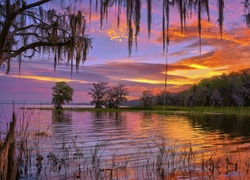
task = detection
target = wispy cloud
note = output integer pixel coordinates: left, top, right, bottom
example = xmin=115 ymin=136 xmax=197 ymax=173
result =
xmin=2 ymin=0 xmax=250 ymax=103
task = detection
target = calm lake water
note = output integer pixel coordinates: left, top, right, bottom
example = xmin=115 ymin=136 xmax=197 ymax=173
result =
xmin=1 ymin=104 xmax=250 ymax=179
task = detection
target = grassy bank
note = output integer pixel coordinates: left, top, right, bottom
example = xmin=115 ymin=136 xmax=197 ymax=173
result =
xmin=2 ymin=106 xmax=250 ymax=179
xmin=25 ymin=105 xmax=250 ymax=116
xmin=152 ymin=106 xmax=250 ymax=116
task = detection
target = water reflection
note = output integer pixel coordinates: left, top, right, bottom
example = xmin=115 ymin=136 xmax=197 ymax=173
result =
xmin=51 ymin=110 xmax=73 ymax=140
xmin=2 ymin=107 xmax=250 ymax=179
xmin=91 ymin=111 xmax=126 ymax=130
xmin=142 ymin=111 xmax=153 ymax=120
xmin=187 ymin=114 xmax=250 ymax=141
xmin=52 ymin=110 xmax=72 ymax=123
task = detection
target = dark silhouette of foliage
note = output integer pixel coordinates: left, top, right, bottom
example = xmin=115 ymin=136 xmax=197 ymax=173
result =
xmin=88 ymin=82 xmax=109 ymax=108
xmin=154 ymin=68 xmax=250 ymax=107
xmin=88 ymin=82 xmax=129 ymax=108
xmin=0 ymin=0 xmax=92 ymax=74
xmin=89 ymin=0 xmax=241 ymax=55
xmin=52 ymin=81 xmax=74 ymax=109
xmin=1 ymin=0 xmax=249 ymax=74
xmin=140 ymin=90 xmax=154 ymax=108
xmin=0 ymin=112 xmax=17 ymax=179
xmin=104 ymin=84 xmax=129 ymax=108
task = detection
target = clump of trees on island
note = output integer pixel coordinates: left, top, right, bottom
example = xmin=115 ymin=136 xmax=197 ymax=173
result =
xmin=88 ymin=82 xmax=129 ymax=108
xmin=51 ymin=81 xmax=129 ymax=109
xmin=51 ymin=69 xmax=250 ymax=109
xmin=140 ymin=68 xmax=250 ymax=108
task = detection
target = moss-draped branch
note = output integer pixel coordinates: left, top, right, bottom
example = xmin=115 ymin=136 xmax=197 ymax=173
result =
xmin=92 ymin=0 xmax=250 ymax=55
xmin=0 ymin=0 xmax=92 ymax=74
xmin=1 ymin=0 xmax=249 ymax=73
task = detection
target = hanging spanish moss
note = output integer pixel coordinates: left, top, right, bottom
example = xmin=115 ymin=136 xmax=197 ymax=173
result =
xmin=162 ymin=0 xmax=166 ymax=52
xmin=162 ymin=0 xmax=170 ymax=53
xmin=244 ymin=0 xmax=250 ymax=27
xmin=147 ymin=0 xmax=152 ymax=39
xmin=198 ymin=0 xmax=202 ymax=54
xmin=203 ymin=0 xmax=210 ymax=21
xmin=134 ymin=0 xmax=141 ymax=50
xmin=162 ymin=0 xmax=170 ymax=108
xmin=93 ymin=0 xmax=215 ymax=57
xmin=178 ymin=0 xmax=185 ymax=33
xmin=100 ymin=0 xmax=104 ymax=29
xmin=4 ymin=0 xmax=248 ymax=75
xmin=127 ymin=0 xmax=133 ymax=55
xmin=117 ymin=0 xmax=123 ymax=27
xmin=217 ymin=0 xmax=224 ymax=38
xmin=0 ymin=1 xmax=92 ymax=74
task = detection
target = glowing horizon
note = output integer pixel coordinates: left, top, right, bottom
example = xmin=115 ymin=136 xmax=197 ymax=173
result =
xmin=1 ymin=0 xmax=250 ymax=103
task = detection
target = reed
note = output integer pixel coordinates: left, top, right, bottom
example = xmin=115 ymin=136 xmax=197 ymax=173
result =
xmin=0 ymin=112 xmax=17 ymax=180
xmin=28 ymin=105 xmax=250 ymax=116
xmin=1 ymin=109 xmax=250 ymax=179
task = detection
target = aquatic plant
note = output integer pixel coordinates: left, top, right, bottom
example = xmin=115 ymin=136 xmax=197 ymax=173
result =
xmin=2 ymin=109 xmax=250 ymax=179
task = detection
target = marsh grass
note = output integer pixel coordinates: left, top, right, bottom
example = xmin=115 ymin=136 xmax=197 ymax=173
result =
xmin=4 ymin=131 xmax=250 ymax=179
xmin=27 ymin=105 xmax=250 ymax=116
xmin=2 ymin=109 xmax=250 ymax=179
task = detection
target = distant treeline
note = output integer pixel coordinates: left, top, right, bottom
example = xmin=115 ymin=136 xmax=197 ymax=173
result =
xmin=127 ymin=68 xmax=250 ymax=107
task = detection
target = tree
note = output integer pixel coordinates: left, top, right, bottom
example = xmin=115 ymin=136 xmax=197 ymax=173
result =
xmin=0 ymin=0 xmax=92 ymax=74
xmin=140 ymin=90 xmax=154 ymax=108
xmin=82 ymin=0 xmax=250 ymax=55
xmin=88 ymin=83 xmax=129 ymax=108
xmin=2 ymin=0 xmax=249 ymax=79
xmin=105 ymin=84 xmax=129 ymax=108
xmin=2 ymin=1 xmax=248 ymax=71
xmin=52 ymin=81 xmax=74 ymax=109
xmin=88 ymin=82 xmax=109 ymax=108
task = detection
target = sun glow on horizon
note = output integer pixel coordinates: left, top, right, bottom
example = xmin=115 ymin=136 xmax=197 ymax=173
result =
xmin=189 ymin=64 xmax=208 ymax=69
xmin=123 ymin=77 xmax=195 ymax=86
xmin=3 ymin=74 xmax=90 ymax=84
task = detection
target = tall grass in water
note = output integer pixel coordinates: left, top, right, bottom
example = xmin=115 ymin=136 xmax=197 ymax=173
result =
xmin=1 ymin=110 xmax=250 ymax=179
xmin=0 ymin=109 xmax=51 ymax=179
xmin=0 ymin=112 xmax=17 ymax=179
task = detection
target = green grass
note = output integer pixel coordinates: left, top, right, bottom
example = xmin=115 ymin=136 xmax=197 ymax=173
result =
xmin=25 ymin=105 xmax=250 ymax=116
xmin=152 ymin=106 xmax=250 ymax=115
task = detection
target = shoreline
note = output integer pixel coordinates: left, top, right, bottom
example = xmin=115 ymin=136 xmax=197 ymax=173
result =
xmin=19 ymin=105 xmax=250 ymax=116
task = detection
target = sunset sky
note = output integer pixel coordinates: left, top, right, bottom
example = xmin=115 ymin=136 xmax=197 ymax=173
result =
xmin=1 ymin=0 xmax=250 ymax=104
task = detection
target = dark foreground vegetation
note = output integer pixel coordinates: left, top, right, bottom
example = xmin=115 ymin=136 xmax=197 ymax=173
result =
xmin=34 ymin=105 xmax=250 ymax=116
xmin=139 ymin=68 xmax=250 ymax=108
xmin=1 ymin=111 xmax=250 ymax=179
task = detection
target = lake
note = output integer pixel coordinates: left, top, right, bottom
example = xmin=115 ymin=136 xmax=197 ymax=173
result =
xmin=1 ymin=104 xmax=250 ymax=179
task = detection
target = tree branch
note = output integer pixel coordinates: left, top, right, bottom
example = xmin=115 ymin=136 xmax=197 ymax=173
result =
xmin=4 ymin=40 xmax=72 ymax=60
xmin=14 ymin=0 xmax=51 ymax=15
xmin=5 ymin=0 xmax=10 ymax=16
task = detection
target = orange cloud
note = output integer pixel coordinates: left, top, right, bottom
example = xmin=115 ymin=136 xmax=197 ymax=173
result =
xmin=1 ymin=74 xmax=90 ymax=85
xmin=150 ymin=18 xmax=250 ymax=90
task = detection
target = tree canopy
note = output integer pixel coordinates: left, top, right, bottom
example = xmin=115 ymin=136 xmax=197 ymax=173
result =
xmin=88 ymin=82 xmax=129 ymax=108
xmin=153 ymin=68 xmax=250 ymax=107
xmin=88 ymin=82 xmax=109 ymax=108
xmin=0 ymin=0 xmax=92 ymax=74
xmin=140 ymin=90 xmax=154 ymax=108
xmin=86 ymin=0 xmax=250 ymax=54
xmin=52 ymin=81 xmax=74 ymax=109
xmin=1 ymin=0 xmax=249 ymax=73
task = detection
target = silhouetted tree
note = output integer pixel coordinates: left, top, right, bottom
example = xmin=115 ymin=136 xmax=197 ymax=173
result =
xmin=88 ymin=82 xmax=109 ymax=108
xmin=155 ymin=91 xmax=178 ymax=106
xmin=52 ymin=81 xmax=74 ymax=109
xmin=0 ymin=0 xmax=92 ymax=74
xmin=104 ymin=84 xmax=129 ymax=108
xmin=140 ymin=90 xmax=154 ymax=108
xmin=2 ymin=0 xmax=249 ymax=76
xmin=175 ymin=68 xmax=250 ymax=107
xmin=88 ymin=83 xmax=129 ymax=108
